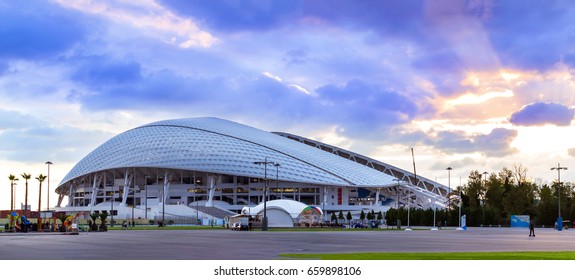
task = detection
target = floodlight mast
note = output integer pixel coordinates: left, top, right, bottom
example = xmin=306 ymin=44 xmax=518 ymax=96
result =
xmin=253 ymin=157 xmax=275 ymax=231
xmin=551 ymin=163 xmax=567 ymax=230
xmin=446 ymin=166 xmax=452 ymax=227
xmin=45 ymin=161 xmax=53 ymax=212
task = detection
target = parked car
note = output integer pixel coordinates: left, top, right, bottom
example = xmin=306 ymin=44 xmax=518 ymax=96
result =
xmin=231 ymin=222 xmax=240 ymax=230
xmin=231 ymin=222 xmax=249 ymax=231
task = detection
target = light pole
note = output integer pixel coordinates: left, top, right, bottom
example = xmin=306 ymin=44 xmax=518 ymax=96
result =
xmin=551 ymin=163 xmax=567 ymax=231
xmin=9 ymin=176 xmax=18 ymax=230
xmin=431 ymin=196 xmax=438 ymax=230
xmin=144 ymin=175 xmax=149 ymax=220
xmin=457 ymin=188 xmax=463 ymax=230
xmin=393 ymin=178 xmax=401 ymax=229
xmin=406 ymin=185 xmax=412 ymax=231
xmin=45 ymin=161 xmax=53 ymax=212
xmin=253 ymin=157 xmax=275 ymax=231
xmin=274 ymin=163 xmax=280 ymax=200
xmin=162 ymin=181 xmax=165 ymax=227
xmin=402 ymin=184 xmax=412 ymax=231
xmin=111 ymin=184 xmax=114 ymax=227
xmin=131 ymin=180 xmax=135 ymax=228
xmin=482 ymin=171 xmax=488 ymax=225
xmin=446 ymin=167 xmax=452 ymax=227
xmin=322 ymin=186 xmax=326 ymax=223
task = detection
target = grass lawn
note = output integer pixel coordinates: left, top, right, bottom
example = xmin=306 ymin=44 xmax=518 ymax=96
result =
xmin=280 ymin=251 xmax=575 ymax=260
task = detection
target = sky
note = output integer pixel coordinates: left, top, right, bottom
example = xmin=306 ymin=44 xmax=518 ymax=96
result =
xmin=1 ymin=0 xmax=575 ymax=211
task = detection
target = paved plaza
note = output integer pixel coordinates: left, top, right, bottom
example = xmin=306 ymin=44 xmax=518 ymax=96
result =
xmin=1 ymin=227 xmax=575 ymax=260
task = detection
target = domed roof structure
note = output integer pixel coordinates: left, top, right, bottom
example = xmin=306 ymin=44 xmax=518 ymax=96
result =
xmin=55 ymin=117 xmax=448 ymax=215
xmin=241 ymin=199 xmax=324 ymax=228
xmin=58 ymin=117 xmax=398 ymax=190
xmin=241 ymin=199 xmax=319 ymax=218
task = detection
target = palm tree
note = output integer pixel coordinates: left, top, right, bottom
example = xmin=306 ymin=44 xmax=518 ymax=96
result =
xmin=21 ymin=173 xmax=31 ymax=219
xmin=8 ymin=175 xmax=19 ymax=229
xmin=36 ymin=174 xmax=47 ymax=231
xmin=89 ymin=212 xmax=99 ymax=231
xmin=99 ymin=211 xmax=109 ymax=231
xmin=58 ymin=214 xmax=69 ymax=232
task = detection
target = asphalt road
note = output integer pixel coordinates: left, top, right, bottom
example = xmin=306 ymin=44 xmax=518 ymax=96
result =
xmin=1 ymin=227 xmax=574 ymax=260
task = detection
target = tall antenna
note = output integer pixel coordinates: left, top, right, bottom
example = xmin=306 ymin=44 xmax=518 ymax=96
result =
xmin=411 ymin=147 xmax=417 ymax=186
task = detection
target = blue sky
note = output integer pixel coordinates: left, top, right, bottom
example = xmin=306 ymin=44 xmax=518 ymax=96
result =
xmin=1 ymin=0 xmax=574 ymax=210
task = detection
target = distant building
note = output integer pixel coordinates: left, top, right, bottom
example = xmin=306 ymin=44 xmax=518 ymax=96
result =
xmin=55 ymin=117 xmax=448 ymax=224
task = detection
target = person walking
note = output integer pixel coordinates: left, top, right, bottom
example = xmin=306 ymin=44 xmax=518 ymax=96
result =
xmin=529 ymin=221 xmax=535 ymax=237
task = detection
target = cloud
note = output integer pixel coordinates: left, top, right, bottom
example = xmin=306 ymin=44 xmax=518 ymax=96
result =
xmin=303 ymin=0 xmax=427 ymax=38
xmin=66 ymin=54 xmax=429 ymax=140
xmin=283 ymin=48 xmax=309 ymax=66
xmin=69 ymin=59 xmax=313 ymax=117
xmin=314 ymin=79 xmax=429 ymax=136
xmin=0 ymin=110 xmax=41 ymax=131
xmin=0 ymin=61 xmax=8 ymax=75
xmin=422 ymin=128 xmax=518 ymax=157
xmin=485 ymin=1 xmax=575 ymax=71
xmin=160 ymin=0 xmax=302 ymax=33
xmin=55 ymin=0 xmax=216 ymax=48
xmin=158 ymin=0 xmax=575 ymax=75
xmin=0 ymin=109 xmax=112 ymax=164
xmin=473 ymin=128 xmax=518 ymax=156
xmin=71 ymin=57 xmax=143 ymax=85
xmin=509 ymin=102 xmax=575 ymax=126
xmin=569 ymin=148 xmax=575 ymax=157
xmin=0 ymin=2 xmax=86 ymax=60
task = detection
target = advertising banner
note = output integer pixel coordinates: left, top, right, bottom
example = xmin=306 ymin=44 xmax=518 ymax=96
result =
xmin=511 ymin=215 xmax=530 ymax=227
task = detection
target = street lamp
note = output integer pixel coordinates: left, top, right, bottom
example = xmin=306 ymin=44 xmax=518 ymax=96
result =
xmin=456 ymin=187 xmax=463 ymax=230
xmin=551 ymin=163 xmax=567 ymax=231
xmin=144 ymin=175 xmax=149 ymax=220
xmin=9 ymin=177 xmax=18 ymax=230
xmin=446 ymin=167 xmax=452 ymax=227
xmin=274 ymin=163 xmax=280 ymax=200
xmin=131 ymin=180 xmax=135 ymax=228
xmin=253 ymin=157 xmax=275 ymax=231
xmin=162 ymin=180 xmax=165 ymax=227
xmin=431 ymin=195 xmax=438 ymax=230
xmin=322 ymin=186 xmax=326 ymax=223
xmin=111 ymin=183 xmax=115 ymax=227
xmin=393 ymin=178 xmax=403 ymax=229
xmin=482 ymin=171 xmax=488 ymax=225
xmin=405 ymin=185 xmax=412 ymax=231
xmin=45 ymin=161 xmax=53 ymax=212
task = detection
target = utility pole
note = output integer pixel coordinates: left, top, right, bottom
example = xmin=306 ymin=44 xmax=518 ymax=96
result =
xmin=551 ymin=163 xmax=567 ymax=231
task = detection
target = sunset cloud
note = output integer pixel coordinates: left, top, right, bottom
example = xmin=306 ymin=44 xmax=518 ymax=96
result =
xmin=509 ymin=102 xmax=575 ymax=126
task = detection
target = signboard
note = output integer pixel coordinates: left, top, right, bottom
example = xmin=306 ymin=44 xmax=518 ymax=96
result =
xmin=511 ymin=215 xmax=530 ymax=227
xmin=40 ymin=211 xmax=53 ymax=219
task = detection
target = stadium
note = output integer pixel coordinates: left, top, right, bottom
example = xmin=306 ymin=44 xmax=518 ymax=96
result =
xmin=55 ymin=117 xmax=449 ymax=227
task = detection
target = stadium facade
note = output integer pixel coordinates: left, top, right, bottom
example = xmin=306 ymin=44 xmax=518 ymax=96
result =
xmin=55 ymin=117 xmax=449 ymax=224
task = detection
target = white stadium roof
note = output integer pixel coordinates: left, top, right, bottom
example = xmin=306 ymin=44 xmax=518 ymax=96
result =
xmin=58 ymin=117 xmax=399 ymax=188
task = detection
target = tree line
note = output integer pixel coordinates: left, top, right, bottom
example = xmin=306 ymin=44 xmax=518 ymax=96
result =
xmin=385 ymin=164 xmax=574 ymax=227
